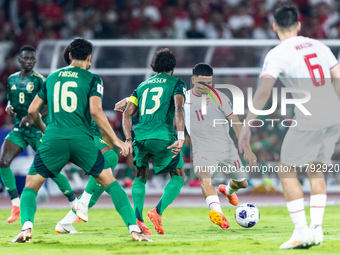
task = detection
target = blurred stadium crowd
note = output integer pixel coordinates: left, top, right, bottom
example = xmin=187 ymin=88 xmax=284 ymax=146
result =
xmin=0 ymin=0 xmax=340 ymax=189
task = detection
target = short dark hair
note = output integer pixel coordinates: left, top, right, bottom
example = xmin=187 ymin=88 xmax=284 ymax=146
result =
xmin=69 ymin=38 xmax=93 ymax=61
xmin=20 ymin=45 xmax=36 ymax=54
xmin=274 ymin=5 xmax=299 ymax=29
xmin=192 ymin=63 xmax=213 ymax=76
xmin=150 ymin=48 xmax=176 ymax=73
xmin=63 ymin=45 xmax=71 ymax=65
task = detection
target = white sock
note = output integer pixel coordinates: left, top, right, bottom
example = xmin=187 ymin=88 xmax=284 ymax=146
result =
xmin=310 ymin=194 xmax=327 ymax=228
xmin=22 ymin=221 xmax=33 ymax=231
xmin=129 ymin=225 xmax=141 ymax=234
xmin=206 ymin=195 xmax=222 ymax=213
xmin=60 ymin=209 xmax=78 ymax=225
xmin=226 ymin=184 xmax=238 ymax=196
xmin=69 ymin=199 xmax=77 ymax=208
xmin=286 ymin=198 xmax=307 ymax=230
xmin=78 ymin=191 xmax=92 ymax=205
xmin=11 ymin=197 xmax=20 ymax=207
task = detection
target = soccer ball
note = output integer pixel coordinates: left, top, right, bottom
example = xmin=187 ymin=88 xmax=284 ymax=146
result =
xmin=234 ymin=203 xmax=260 ymax=228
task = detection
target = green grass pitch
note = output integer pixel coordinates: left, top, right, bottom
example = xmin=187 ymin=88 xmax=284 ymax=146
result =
xmin=0 ymin=206 xmax=339 ymax=255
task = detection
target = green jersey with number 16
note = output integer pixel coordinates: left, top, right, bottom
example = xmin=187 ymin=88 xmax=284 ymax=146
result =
xmin=129 ymin=73 xmax=186 ymax=142
xmin=38 ymin=66 xmax=104 ymax=140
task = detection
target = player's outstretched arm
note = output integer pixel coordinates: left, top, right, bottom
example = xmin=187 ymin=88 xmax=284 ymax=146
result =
xmin=167 ymin=94 xmax=185 ymax=158
xmin=238 ymin=77 xmax=276 ymax=153
xmin=28 ymin=95 xmax=46 ymax=133
xmin=114 ymin=97 xmax=129 ymax=112
xmin=90 ymin=95 xmax=128 ymax=156
xmin=122 ymin=102 xmax=138 ymax=154
xmin=331 ymin=64 xmax=340 ymax=98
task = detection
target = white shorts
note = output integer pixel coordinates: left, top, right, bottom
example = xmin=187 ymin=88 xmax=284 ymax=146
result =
xmin=281 ymin=124 xmax=340 ymax=166
xmin=193 ymin=150 xmax=246 ymax=182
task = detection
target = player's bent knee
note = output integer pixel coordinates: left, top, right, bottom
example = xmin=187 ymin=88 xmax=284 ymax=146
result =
xmin=25 ymin=174 xmax=47 ymax=192
xmin=170 ymin=167 xmax=185 ymax=179
xmin=94 ymin=168 xmax=116 ymax=188
xmin=0 ymin=158 xmax=11 ymax=168
xmin=199 ymin=178 xmax=211 ymax=186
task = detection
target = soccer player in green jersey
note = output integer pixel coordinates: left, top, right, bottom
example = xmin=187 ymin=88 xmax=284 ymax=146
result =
xmin=123 ymin=48 xmax=186 ymax=235
xmin=55 ymin=45 xmax=123 ymax=233
xmin=11 ymin=38 xmax=150 ymax=242
xmin=0 ymin=45 xmax=76 ymax=223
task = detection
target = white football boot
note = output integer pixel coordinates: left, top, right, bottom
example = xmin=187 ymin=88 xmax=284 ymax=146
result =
xmin=76 ymin=201 xmax=88 ymax=222
xmin=280 ymin=226 xmax=314 ymax=249
xmin=310 ymin=224 xmax=323 ymax=245
xmin=55 ymin=222 xmax=78 ymax=234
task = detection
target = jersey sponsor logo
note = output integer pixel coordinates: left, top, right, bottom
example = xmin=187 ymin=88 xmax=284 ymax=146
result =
xmin=58 ymin=71 xmax=79 ymax=78
xmin=147 ymin=78 xmax=167 ymax=84
xmin=26 ymin=82 xmax=34 ymax=93
xmin=97 ymin=84 xmax=104 ymax=94
xmin=11 ymin=84 xmax=17 ymax=90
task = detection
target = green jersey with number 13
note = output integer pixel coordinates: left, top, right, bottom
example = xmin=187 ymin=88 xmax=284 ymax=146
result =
xmin=129 ymin=73 xmax=186 ymax=142
xmin=38 ymin=66 xmax=104 ymax=140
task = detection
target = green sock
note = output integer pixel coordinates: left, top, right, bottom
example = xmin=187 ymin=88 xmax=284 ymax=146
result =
xmin=89 ymin=186 xmax=105 ymax=208
xmin=20 ymin=187 xmax=37 ymax=225
xmin=105 ymin=181 xmax=136 ymax=227
xmin=0 ymin=167 xmax=18 ymax=199
xmin=156 ymin=175 xmax=184 ymax=215
xmin=85 ymin=176 xmax=101 ymax=194
xmin=52 ymin=173 xmax=75 ymax=202
xmin=125 ymin=166 xmax=133 ymax=178
xmin=132 ymin=177 xmax=146 ymax=222
xmin=103 ymin=150 xmax=119 ymax=169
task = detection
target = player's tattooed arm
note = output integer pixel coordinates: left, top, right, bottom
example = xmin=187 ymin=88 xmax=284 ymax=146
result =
xmin=122 ymin=102 xmax=138 ymax=154
xmin=28 ymin=95 xmax=47 ymax=132
xmin=167 ymin=94 xmax=185 ymax=158
xmin=5 ymin=101 xmax=16 ymax=116
xmin=330 ymin=64 xmax=340 ymax=98
xmin=90 ymin=95 xmax=129 ymax=156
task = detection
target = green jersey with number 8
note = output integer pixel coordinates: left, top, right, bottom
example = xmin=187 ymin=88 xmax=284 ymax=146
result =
xmin=129 ymin=73 xmax=186 ymax=142
xmin=7 ymin=71 xmax=45 ymax=137
xmin=38 ymin=66 xmax=104 ymax=140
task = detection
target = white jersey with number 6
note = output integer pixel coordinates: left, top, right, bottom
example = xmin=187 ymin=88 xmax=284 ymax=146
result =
xmin=261 ymin=36 xmax=340 ymax=130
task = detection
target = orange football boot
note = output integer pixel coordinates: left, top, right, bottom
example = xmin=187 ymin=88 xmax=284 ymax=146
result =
xmin=73 ymin=217 xmax=81 ymax=223
xmin=218 ymin=184 xmax=239 ymax=206
xmin=137 ymin=219 xmax=153 ymax=235
xmin=147 ymin=208 xmax=164 ymax=235
xmin=7 ymin=206 xmax=20 ymax=223
xmin=209 ymin=210 xmax=230 ymax=230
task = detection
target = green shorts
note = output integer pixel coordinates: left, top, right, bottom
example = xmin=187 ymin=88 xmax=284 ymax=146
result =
xmin=5 ymin=130 xmax=42 ymax=151
xmin=94 ymin=136 xmax=109 ymax=151
xmin=94 ymin=136 xmax=113 ymax=169
xmin=133 ymin=139 xmax=184 ymax=175
xmin=29 ymin=138 xmax=104 ymax=178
